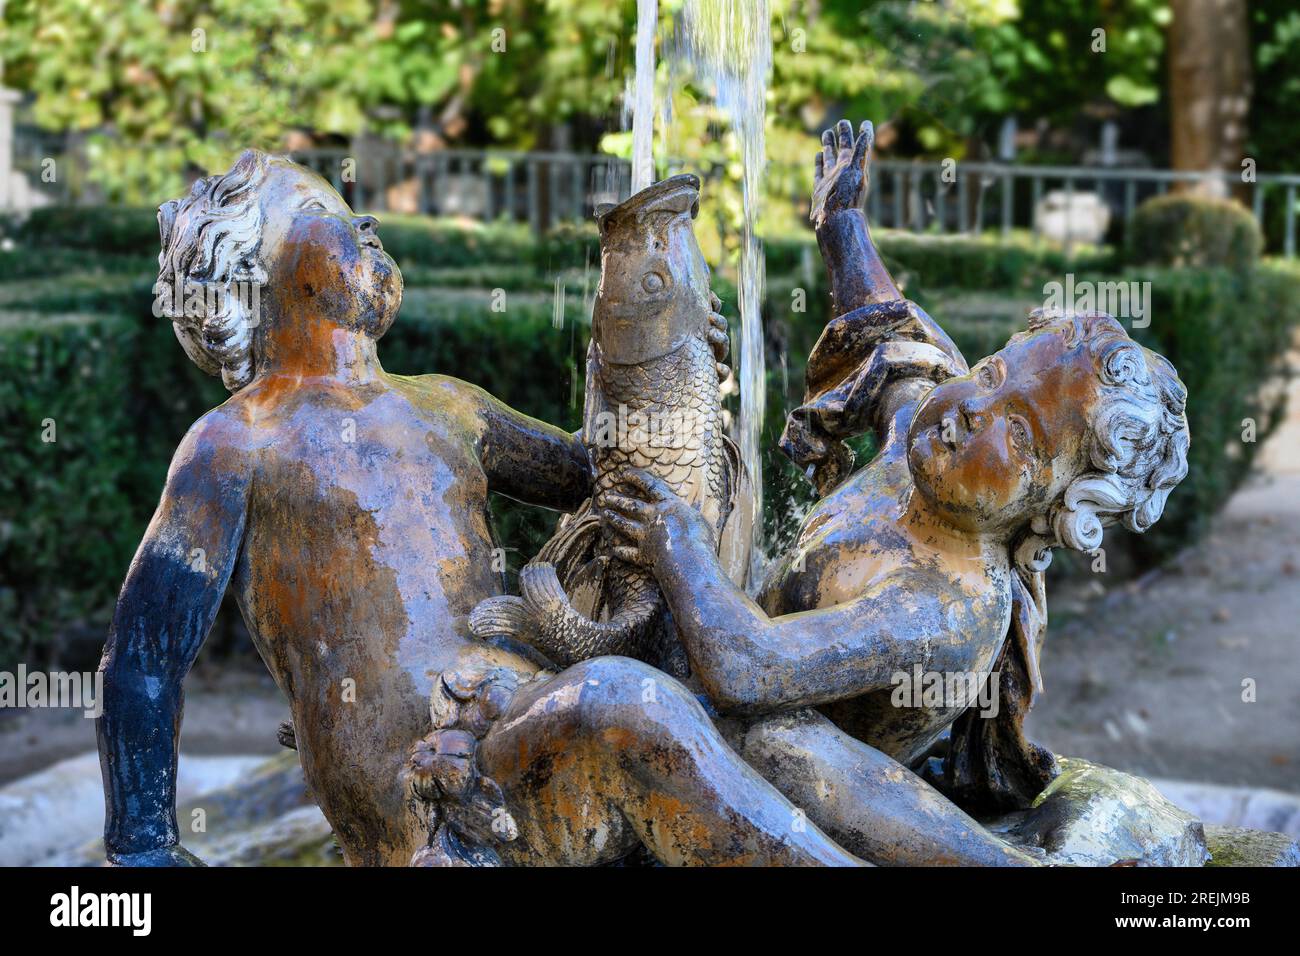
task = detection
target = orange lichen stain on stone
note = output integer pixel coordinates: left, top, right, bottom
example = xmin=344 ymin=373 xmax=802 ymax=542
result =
xmin=530 ymin=745 xmax=594 ymax=836
xmin=598 ymin=726 xmax=638 ymax=751
xmin=640 ymin=790 xmax=711 ymax=866
xmin=232 ymin=457 xmax=427 ymax=865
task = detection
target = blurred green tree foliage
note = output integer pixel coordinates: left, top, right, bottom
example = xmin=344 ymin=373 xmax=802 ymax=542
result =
xmin=3 ymin=0 xmax=1177 ymax=205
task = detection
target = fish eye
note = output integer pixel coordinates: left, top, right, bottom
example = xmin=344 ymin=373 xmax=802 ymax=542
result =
xmin=641 ymin=271 xmax=667 ymax=293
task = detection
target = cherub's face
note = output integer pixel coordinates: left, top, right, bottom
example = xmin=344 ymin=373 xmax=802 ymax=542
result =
xmin=907 ymin=328 xmax=1103 ymax=535
xmin=257 ymin=161 xmax=402 ymax=337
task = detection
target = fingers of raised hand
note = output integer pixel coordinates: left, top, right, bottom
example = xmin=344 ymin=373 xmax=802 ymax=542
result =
xmin=821 ymin=128 xmax=836 ymax=165
xmin=837 ymin=118 xmax=855 ymax=153
xmin=709 ymin=290 xmax=723 ymax=312
xmin=854 ymin=120 xmax=874 ymax=167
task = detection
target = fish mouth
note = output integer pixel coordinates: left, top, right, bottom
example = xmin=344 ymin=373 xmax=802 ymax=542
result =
xmin=597 ymin=174 xmax=701 ymax=233
xmin=596 ymin=293 xmax=673 ymax=320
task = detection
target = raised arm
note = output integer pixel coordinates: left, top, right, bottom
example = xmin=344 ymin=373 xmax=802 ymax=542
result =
xmin=812 ymin=119 xmax=964 ymax=364
xmin=97 ymin=411 xmax=251 ymax=866
xmin=813 ymin=119 xmax=901 ymax=314
xmin=782 ymin=121 xmax=971 ymax=495
xmin=602 ymin=471 xmax=976 ymax=717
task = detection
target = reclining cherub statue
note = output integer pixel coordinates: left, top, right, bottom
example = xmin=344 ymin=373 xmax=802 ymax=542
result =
xmin=412 ymin=121 xmax=1197 ymax=867
xmin=584 ymin=120 xmax=1195 ymax=864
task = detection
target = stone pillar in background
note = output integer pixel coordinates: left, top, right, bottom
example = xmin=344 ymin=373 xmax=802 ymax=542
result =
xmin=0 ymin=0 xmax=54 ymax=212
xmin=0 ymin=87 xmax=17 ymax=211
xmin=1168 ymin=0 xmax=1252 ymax=198
xmin=0 ymin=0 xmax=14 ymax=211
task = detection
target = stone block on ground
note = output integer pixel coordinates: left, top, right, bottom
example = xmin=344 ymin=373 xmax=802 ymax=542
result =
xmin=1203 ymin=825 xmax=1300 ymax=867
xmin=990 ymin=757 xmax=1209 ymax=866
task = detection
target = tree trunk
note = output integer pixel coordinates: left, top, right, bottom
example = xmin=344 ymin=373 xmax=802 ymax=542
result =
xmin=1168 ymin=0 xmax=1251 ymax=197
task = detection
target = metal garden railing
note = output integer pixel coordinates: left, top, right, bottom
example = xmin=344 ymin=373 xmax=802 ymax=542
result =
xmin=290 ymin=147 xmax=1300 ymax=256
xmin=290 ymin=147 xmax=635 ymax=233
xmin=866 ymin=160 xmax=1300 ymax=256
xmin=10 ymin=128 xmax=1300 ymax=256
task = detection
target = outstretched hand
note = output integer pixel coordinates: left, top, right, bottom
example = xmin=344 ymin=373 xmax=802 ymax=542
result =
xmin=811 ymin=119 xmax=873 ymax=230
xmin=598 ymin=469 xmax=709 ymax=569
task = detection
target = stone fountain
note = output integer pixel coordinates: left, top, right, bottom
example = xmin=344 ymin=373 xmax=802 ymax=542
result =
xmin=90 ymin=4 xmax=1296 ymax=868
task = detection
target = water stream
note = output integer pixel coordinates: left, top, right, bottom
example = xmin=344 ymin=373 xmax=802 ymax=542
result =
xmin=624 ymin=0 xmax=772 ymax=579
xmin=675 ymin=0 xmax=772 ymax=578
xmin=630 ymin=0 xmax=658 ymax=194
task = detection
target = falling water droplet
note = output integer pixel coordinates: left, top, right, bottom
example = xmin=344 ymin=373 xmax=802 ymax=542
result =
xmin=552 ymin=274 xmax=566 ymax=330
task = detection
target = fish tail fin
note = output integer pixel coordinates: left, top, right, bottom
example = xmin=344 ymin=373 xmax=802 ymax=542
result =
xmin=468 ymin=595 xmax=534 ymax=642
xmin=519 ymin=561 xmax=660 ymax=665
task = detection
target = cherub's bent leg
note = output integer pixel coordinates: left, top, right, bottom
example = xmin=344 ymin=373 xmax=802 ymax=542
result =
xmin=477 ymin=657 xmax=863 ymax=866
xmin=741 ymin=710 xmax=1041 ymax=866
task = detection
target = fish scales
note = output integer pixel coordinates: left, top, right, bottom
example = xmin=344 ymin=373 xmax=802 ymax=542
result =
xmin=596 ymin=333 xmax=725 ymax=520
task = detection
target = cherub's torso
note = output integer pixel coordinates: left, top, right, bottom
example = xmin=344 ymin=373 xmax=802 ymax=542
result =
xmin=221 ymin=372 xmax=534 ymax=865
xmin=758 ymin=429 xmax=1014 ymax=766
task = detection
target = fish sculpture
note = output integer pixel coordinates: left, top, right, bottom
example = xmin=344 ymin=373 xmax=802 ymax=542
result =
xmin=469 ymin=174 xmax=751 ymax=671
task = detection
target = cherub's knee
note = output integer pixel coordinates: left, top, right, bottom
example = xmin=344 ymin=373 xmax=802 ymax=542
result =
xmin=568 ymin=656 xmax=707 ymax=748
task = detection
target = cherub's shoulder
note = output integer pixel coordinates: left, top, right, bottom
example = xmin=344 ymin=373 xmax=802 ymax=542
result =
xmin=168 ymin=401 xmax=257 ymax=475
xmin=186 ymin=400 xmax=255 ymax=445
xmin=407 ymin=372 xmax=481 ymax=399
xmin=398 ymin=373 xmax=493 ymax=426
xmin=890 ymin=553 xmax=1011 ymax=629
xmin=404 ymin=373 xmax=570 ymax=449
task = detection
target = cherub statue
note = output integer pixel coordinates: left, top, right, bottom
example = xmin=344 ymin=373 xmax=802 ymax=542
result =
xmin=597 ymin=120 xmax=1192 ymax=863
xmin=408 ymin=124 xmax=1187 ymax=866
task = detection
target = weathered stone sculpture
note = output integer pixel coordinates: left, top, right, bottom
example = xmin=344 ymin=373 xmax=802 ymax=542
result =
xmin=97 ymin=150 xmax=594 ymax=865
xmin=104 ymin=130 xmax=1291 ymax=868
xmin=468 ymin=174 xmax=750 ymax=673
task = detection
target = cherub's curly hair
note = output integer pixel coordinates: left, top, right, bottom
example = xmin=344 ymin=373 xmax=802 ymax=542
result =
xmin=156 ymin=149 xmax=272 ymax=391
xmin=1012 ymin=309 xmax=1190 ymax=576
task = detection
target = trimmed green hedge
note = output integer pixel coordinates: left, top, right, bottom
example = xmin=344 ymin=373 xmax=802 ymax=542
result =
xmin=1128 ymin=194 xmax=1263 ymax=272
xmin=1 ymin=206 xmax=1295 ymax=668
xmin=1120 ymin=261 xmax=1295 ymax=560
xmin=5 ymin=206 xmax=1115 ymax=290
